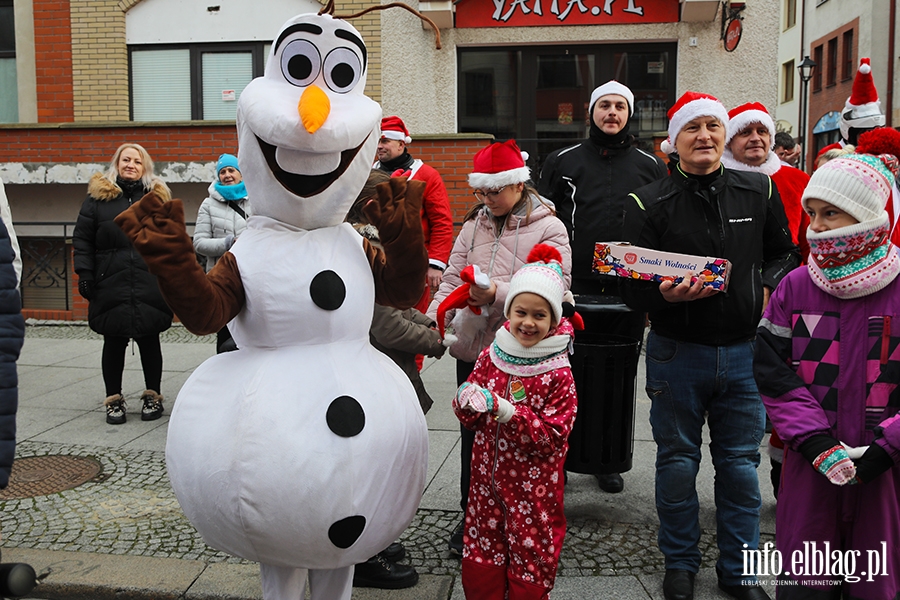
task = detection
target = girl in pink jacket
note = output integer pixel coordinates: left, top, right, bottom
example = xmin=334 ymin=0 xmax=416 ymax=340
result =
xmin=427 ymin=140 xmax=571 ymax=555
xmin=453 ymin=244 xmax=578 ymax=600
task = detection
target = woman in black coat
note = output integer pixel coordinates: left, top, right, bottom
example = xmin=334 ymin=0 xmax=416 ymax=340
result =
xmin=73 ymin=143 xmax=173 ymax=425
xmin=0 ymin=216 xmax=23 ymax=489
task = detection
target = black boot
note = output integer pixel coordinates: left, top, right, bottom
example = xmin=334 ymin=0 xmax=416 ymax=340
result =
xmin=352 ymin=554 xmax=418 ymax=589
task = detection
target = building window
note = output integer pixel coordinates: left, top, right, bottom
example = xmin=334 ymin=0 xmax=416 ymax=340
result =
xmin=842 ymin=30 xmax=854 ymax=80
xmin=785 ymin=0 xmax=797 ymax=30
xmin=459 ymin=43 xmax=676 ymax=170
xmin=782 ymin=60 xmax=795 ymax=104
xmin=826 ymin=38 xmax=838 ymax=86
xmin=0 ymin=0 xmax=17 ymax=124
xmin=813 ymin=45 xmax=823 ymax=92
xmin=130 ymin=43 xmax=267 ymax=121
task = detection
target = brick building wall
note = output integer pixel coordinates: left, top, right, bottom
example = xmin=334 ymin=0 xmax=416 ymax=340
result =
xmin=33 ymin=0 xmax=75 ymax=123
xmin=71 ymin=0 xmax=130 ymax=121
xmin=2 ymin=125 xmax=492 ymax=320
xmin=807 ymin=19 xmax=858 ymax=171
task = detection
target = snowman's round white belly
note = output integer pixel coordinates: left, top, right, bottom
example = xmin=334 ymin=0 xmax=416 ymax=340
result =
xmin=165 ymin=339 xmax=428 ymax=568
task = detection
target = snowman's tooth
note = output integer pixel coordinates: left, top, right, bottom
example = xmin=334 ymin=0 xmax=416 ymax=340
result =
xmin=310 ymin=270 xmax=346 ymax=311
xmin=328 ymin=515 xmax=367 ymax=549
xmin=326 ymin=396 xmax=365 ymax=438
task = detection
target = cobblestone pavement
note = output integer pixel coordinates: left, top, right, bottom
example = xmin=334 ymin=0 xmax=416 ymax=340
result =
xmin=4 ymin=323 xmax=776 ymax=584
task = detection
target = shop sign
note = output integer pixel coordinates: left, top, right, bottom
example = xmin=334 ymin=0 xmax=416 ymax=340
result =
xmin=723 ymin=18 xmax=742 ymax=52
xmin=456 ymin=0 xmax=679 ymax=28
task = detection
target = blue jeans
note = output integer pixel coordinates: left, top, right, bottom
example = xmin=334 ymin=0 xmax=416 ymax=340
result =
xmin=645 ymin=331 xmax=764 ymax=585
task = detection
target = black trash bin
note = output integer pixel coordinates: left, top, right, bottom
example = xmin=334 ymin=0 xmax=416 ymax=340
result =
xmin=565 ymin=296 xmax=642 ymax=475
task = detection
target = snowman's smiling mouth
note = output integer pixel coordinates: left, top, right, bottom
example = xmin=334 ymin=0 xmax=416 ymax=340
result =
xmin=256 ymin=134 xmax=370 ymax=198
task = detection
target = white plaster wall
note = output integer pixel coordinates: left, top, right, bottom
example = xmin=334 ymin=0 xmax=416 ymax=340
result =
xmin=381 ymin=0 xmax=780 ymax=136
xmin=0 ymin=162 xmax=218 ymax=185
xmin=775 ymin=0 xmax=802 ymax=136
xmin=126 ymin=0 xmax=321 ymax=44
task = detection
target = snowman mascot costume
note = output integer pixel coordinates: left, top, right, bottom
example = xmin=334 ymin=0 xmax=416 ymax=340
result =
xmin=115 ymin=12 xmax=429 ymax=600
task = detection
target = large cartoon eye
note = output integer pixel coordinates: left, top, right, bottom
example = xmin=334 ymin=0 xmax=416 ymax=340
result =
xmin=281 ymin=39 xmax=321 ymax=87
xmin=323 ymin=48 xmax=361 ymax=93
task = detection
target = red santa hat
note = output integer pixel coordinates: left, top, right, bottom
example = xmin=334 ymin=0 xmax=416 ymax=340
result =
xmin=380 ymin=116 xmax=412 ymax=144
xmin=724 ymin=102 xmax=776 ymax=148
xmin=841 ymin=58 xmax=886 ymax=143
xmin=660 ymin=91 xmax=729 ymax=156
xmin=468 ymin=139 xmax=531 ymax=190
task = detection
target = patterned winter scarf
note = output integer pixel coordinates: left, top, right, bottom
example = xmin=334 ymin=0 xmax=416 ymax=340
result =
xmin=807 ymin=214 xmax=900 ymax=299
xmin=490 ymin=323 xmax=572 ymax=377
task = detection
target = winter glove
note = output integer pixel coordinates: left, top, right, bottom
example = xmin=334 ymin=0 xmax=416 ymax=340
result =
xmin=363 ymin=176 xmax=425 ymax=247
xmin=853 ymin=443 xmax=894 ymax=484
xmin=493 ymin=397 xmax=515 ymax=423
xmin=223 ymin=234 xmax=235 ymax=251
xmin=456 ymin=382 xmax=494 ymax=413
xmin=812 ymin=445 xmax=857 ymax=485
xmin=78 ymin=278 xmax=94 ymax=300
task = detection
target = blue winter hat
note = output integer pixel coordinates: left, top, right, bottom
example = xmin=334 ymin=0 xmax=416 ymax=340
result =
xmin=216 ymin=153 xmax=240 ymax=175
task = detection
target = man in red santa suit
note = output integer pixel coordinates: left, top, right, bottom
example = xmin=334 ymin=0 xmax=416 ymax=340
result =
xmin=722 ymin=102 xmax=811 ymax=261
xmin=374 ymin=116 xmax=454 ymax=315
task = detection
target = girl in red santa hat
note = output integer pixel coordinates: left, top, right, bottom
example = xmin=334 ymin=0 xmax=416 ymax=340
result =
xmin=426 ymin=139 xmax=572 ymax=558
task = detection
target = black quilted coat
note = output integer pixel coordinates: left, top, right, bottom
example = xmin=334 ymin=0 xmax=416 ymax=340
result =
xmin=73 ymin=174 xmax=173 ymax=337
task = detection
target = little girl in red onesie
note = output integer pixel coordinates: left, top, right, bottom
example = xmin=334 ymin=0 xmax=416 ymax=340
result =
xmin=453 ymin=244 xmax=578 ymax=600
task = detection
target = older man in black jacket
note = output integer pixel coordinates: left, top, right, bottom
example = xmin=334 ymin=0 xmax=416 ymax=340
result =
xmin=622 ymin=92 xmax=798 ymax=600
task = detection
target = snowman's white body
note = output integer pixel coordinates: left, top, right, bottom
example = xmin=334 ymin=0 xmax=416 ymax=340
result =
xmin=166 ymin=219 xmax=428 ymax=569
xmin=156 ymin=13 xmax=432 ymax=598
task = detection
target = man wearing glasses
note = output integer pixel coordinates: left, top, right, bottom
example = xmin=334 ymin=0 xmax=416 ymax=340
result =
xmin=538 ymin=81 xmax=667 ymax=493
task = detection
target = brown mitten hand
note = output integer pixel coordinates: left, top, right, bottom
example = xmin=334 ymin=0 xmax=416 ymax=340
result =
xmin=363 ymin=177 xmax=425 ymax=246
xmin=115 ymin=192 xmax=188 ymax=256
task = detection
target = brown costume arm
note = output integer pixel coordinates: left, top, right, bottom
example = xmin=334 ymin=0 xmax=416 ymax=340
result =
xmin=114 ymin=192 xmax=245 ymax=335
xmin=362 ymin=177 xmax=428 ymax=309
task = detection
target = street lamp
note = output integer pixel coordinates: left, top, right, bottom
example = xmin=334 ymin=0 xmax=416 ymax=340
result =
xmin=797 ymin=55 xmax=817 ymax=172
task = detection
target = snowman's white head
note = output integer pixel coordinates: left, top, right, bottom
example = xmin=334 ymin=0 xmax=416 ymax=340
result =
xmin=237 ymin=13 xmax=381 ymax=229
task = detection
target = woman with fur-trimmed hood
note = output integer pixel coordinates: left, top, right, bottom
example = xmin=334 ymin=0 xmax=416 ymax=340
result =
xmin=73 ymin=143 xmax=173 ymax=426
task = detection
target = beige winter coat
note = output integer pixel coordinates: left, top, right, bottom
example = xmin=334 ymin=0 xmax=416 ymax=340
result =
xmin=427 ymin=193 xmax=571 ymax=363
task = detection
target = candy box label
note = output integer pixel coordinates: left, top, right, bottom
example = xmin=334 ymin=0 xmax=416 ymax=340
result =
xmin=592 ymin=242 xmax=731 ymax=291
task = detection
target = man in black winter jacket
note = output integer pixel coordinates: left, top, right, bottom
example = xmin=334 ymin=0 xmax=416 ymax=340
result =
xmin=621 ymin=92 xmax=798 ymax=600
xmin=539 ymin=80 xmax=666 ymax=494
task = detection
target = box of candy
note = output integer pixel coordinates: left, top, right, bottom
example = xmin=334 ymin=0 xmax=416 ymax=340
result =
xmin=592 ymin=242 xmax=731 ymax=291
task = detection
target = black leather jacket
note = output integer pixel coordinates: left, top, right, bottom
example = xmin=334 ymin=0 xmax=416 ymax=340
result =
xmin=621 ymin=164 xmax=799 ymax=346
xmin=538 ymin=139 xmax=666 ymax=294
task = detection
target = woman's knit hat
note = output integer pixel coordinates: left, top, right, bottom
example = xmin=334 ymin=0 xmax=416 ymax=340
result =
xmin=504 ymin=244 xmax=566 ymax=324
xmin=468 ymin=140 xmax=531 ymax=190
xmin=801 ymin=152 xmax=897 ymax=224
xmin=216 ymin=153 xmax=240 ymax=175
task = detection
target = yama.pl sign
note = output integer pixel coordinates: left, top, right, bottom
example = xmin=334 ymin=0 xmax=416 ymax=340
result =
xmin=456 ymin=0 xmax=679 ymax=27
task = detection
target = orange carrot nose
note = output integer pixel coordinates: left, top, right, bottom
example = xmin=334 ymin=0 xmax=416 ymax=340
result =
xmin=298 ymin=85 xmax=330 ymax=133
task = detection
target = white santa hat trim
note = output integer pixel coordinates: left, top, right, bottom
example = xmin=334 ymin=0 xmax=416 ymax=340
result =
xmin=468 ymin=166 xmax=531 ymax=190
xmin=660 ymin=92 xmax=729 ymax=156
xmin=590 ymin=81 xmax=635 ymax=116
xmin=725 ymin=103 xmax=776 ymax=148
xmin=380 ymin=130 xmax=411 ymax=143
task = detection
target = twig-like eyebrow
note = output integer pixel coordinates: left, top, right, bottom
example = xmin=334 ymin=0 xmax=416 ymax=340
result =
xmin=335 ymin=29 xmax=367 ymax=67
xmin=274 ymin=23 xmax=323 ymax=52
